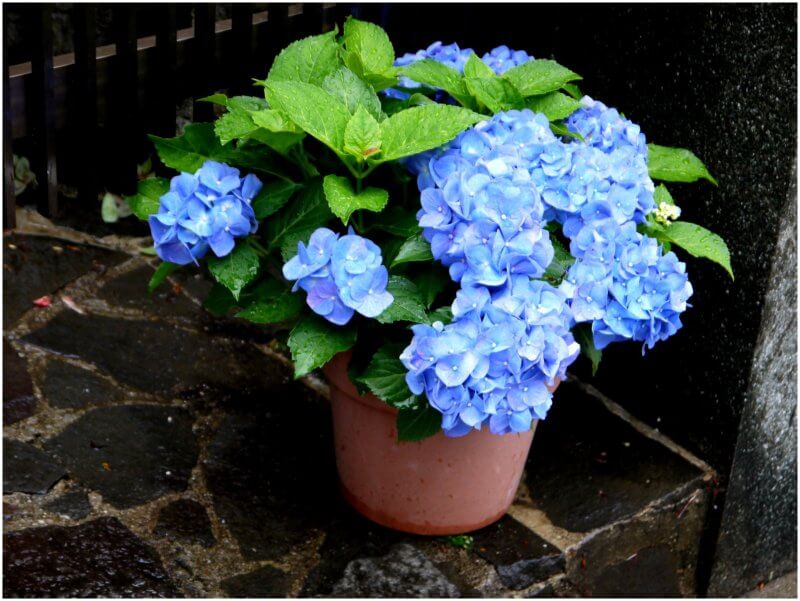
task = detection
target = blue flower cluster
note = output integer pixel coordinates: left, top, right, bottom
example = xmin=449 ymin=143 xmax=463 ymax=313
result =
xmin=149 ymin=161 xmax=259 ymax=265
xmin=401 ymin=278 xmax=579 ymax=437
xmin=552 ymin=97 xmax=692 ymax=351
xmin=283 ymin=228 xmax=393 ymax=325
xmin=401 ymin=110 xmax=581 ymax=437
xmin=413 ymin=110 xmax=557 ymax=287
xmin=386 ymin=42 xmax=533 ymax=100
xmin=403 ymin=100 xmax=693 ymax=435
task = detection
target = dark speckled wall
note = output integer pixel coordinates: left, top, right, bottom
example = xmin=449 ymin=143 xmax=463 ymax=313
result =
xmin=364 ymin=3 xmax=797 ymax=474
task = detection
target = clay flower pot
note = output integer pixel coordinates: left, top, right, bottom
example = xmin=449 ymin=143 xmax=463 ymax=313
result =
xmin=323 ymin=351 xmax=542 ymax=535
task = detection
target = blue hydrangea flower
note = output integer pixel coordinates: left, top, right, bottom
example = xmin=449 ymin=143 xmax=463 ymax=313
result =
xmin=566 ymin=96 xmax=647 ymax=156
xmin=401 ymin=278 xmax=579 ymax=437
xmin=412 ymin=110 xmax=558 ymax=288
xmin=283 ymin=228 xmax=393 ymax=325
xmin=148 ymin=161 xmax=259 ymax=265
xmin=385 ymin=43 xmax=533 ymax=100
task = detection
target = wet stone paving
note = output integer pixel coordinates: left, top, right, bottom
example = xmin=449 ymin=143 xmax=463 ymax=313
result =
xmin=3 ymin=227 xmax=717 ymax=598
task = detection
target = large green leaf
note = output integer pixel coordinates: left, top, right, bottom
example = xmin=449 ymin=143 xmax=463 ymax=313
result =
xmin=214 ymin=109 xmax=258 ymax=145
xmin=236 ymin=279 xmax=303 ymax=324
xmin=322 ymin=67 xmax=383 ymax=120
xmin=204 ymin=283 xmax=237 ymax=316
xmin=465 ymin=76 xmax=523 ymax=113
xmin=206 ymin=243 xmax=261 ymax=300
xmin=503 ymin=59 xmax=582 ymax=96
xmin=647 ymin=144 xmax=718 ymax=185
xmin=463 ymin=53 xmax=494 ymax=79
xmin=267 ymin=180 xmax=332 ymax=259
xmin=252 ymin=180 xmax=302 ymax=219
xmin=574 ymin=323 xmax=601 ymax=376
xmin=323 ymin=175 xmax=388 ymax=225
xmin=266 ymin=30 xmax=341 ymax=85
xmin=370 ymin=207 xmax=420 ymax=238
xmin=354 ymin=343 xmax=415 ymax=407
xmin=376 ymin=276 xmax=429 ymax=324
xmin=414 ymin=268 xmax=447 ymax=308
xmin=647 ymin=221 xmax=733 ymax=279
xmin=378 ymin=105 xmax=483 ymax=162
xmin=398 ymin=60 xmax=474 ymax=108
xmin=265 ymin=81 xmax=352 ymax=154
xmin=525 ymin=92 xmax=582 ymax=121
xmin=126 ymin=178 xmax=169 ymax=220
xmin=148 ymin=262 xmax=179 ymax=293
xmin=397 ymin=402 xmax=442 ymax=442
xmin=288 ymin=315 xmax=356 ymax=378
xmin=343 ymin=106 xmax=382 ymax=160
xmin=391 ymin=234 xmax=433 ymax=267
xmin=342 ymin=17 xmax=395 ymax=86
xmin=653 ymin=184 xmax=676 ymax=206
xmin=543 ymin=236 xmax=575 ymax=284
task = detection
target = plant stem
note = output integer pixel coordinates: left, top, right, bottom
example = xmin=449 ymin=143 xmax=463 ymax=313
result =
xmin=248 ymin=237 xmax=270 ymax=257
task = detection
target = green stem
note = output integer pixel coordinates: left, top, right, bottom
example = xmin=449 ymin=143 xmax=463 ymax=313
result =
xmin=247 ymin=237 xmax=270 ymax=257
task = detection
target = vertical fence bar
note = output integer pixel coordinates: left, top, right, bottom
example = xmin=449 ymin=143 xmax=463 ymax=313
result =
xmin=192 ymin=4 xmax=216 ymax=122
xmin=3 ymin=55 xmax=15 ymax=228
xmin=112 ymin=5 xmax=139 ymax=195
xmin=231 ymin=4 xmax=254 ymax=95
xmin=262 ymin=3 xmax=289 ymax=68
xmin=155 ymin=5 xmax=177 ymax=137
xmin=72 ymin=4 xmax=97 ymax=203
xmin=27 ymin=4 xmax=58 ymax=217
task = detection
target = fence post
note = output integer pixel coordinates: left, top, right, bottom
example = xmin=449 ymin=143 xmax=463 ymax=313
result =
xmin=72 ymin=4 xmax=97 ymax=204
xmin=27 ymin=3 xmax=58 ymax=217
xmin=192 ymin=4 xmax=216 ymax=123
xmin=231 ymin=4 xmax=254 ymax=96
xmin=154 ymin=5 xmax=177 ymax=138
xmin=112 ymin=4 xmax=139 ymax=195
xmin=3 ymin=57 xmax=15 ymax=228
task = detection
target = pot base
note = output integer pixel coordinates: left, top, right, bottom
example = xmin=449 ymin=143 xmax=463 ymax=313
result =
xmin=339 ymin=479 xmax=511 ymax=536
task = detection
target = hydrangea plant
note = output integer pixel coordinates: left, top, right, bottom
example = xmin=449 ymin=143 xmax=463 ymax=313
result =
xmin=128 ymin=18 xmax=732 ymax=441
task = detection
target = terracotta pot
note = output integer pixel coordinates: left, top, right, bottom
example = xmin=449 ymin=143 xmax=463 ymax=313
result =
xmin=323 ymin=351 xmax=539 ymax=535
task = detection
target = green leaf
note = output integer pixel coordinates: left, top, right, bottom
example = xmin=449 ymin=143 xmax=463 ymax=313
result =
xmin=207 ymin=243 xmax=260 ymax=300
xmin=250 ymin=109 xmax=303 ymax=134
xmin=574 ymin=323 xmax=602 ymax=376
xmin=463 ymin=53 xmax=494 ymax=79
xmin=398 ymin=60 xmax=473 ymax=107
xmin=543 ymin=237 xmax=575 ymax=284
xmin=653 ymin=184 xmax=676 ymax=206
xmin=376 ymin=275 xmax=429 ymax=324
xmin=236 ymin=279 xmax=303 ymax=324
xmin=370 ymin=207 xmax=420 ymax=238
xmin=428 ymin=306 xmax=453 ymax=324
xmin=323 ymin=175 xmax=388 ymax=225
xmin=397 ymin=402 xmax=441 ymax=442
xmin=343 ymin=106 xmax=382 ymax=159
xmin=562 ymin=82 xmax=583 ymax=100
xmin=214 ymin=109 xmax=258 ymax=145
xmin=465 ymin=76 xmax=523 ymax=113
xmin=549 ymin=122 xmax=584 ymax=141
xmin=391 ymin=235 xmax=433 ymax=267
xmin=503 ymin=59 xmax=582 ymax=96
xmin=265 ymin=81 xmax=352 ymax=154
xmin=126 ymin=178 xmax=169 ymax=220
xmin=227 ymin=96 xmax=269 ymax=112
xmin=342 ymin=17 xmax=395 ymax=80
xmin=266 ymin=30 xmax=341 ymax=86
xmin=322 ymin=67 xmax=383 ymax=121
xmin=525 ymin=92 xmax=582 ymax=121
xmin=253 ymin=180 xmax=302 ymax=219
xmin=148 ymin=262 xmax=179 ymax=293
xmin=378 ymin=105 xmax=483 ymax=162
xmin=204 ymin=283 xmax=237 ymax=316
xmin=267 ymin=180 xmax=332 ymax=259
xmin=648 ymin=221 xmax=733 ymax=279
xmin=198 ymin=93 xmax=229 ymax=106
xmin=647 ymin=144 xmax=717 ymax=185
xmin=414 ymin=268 xmax=447 ymax=308
xmin=288 ymin=315 xmax=356 ymax=378
xmin=354 ymin=343 xmax=415 ymax=407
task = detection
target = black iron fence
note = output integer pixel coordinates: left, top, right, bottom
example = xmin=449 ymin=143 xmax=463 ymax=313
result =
xmin=2 ymin=3 xmax=388 ymax=228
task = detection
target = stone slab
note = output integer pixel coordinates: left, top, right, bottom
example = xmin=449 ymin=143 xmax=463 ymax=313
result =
xmin=3 ymin=234 xmax=127 ymax=329
xmin=154 ymin=499 xmax=215 ymax=548
xmin=3 ymin=339 xmax=37 ymax=425
xmin=221 ymin=565 xmax=292 ymax=598
xmin=3 ymin=439 xmax=66 ymax=495
xmin=43 ymin=490 xmax=93 ymax=520
xmin=3 ymin=517 xmax=180 ymax=597
xmin=43 ymin=405 xmax=198 ymax=509
xmin=40 ymin=358 xmax=123 ymax=409
xmin=96 ymin=264 xmax=200 ymax=318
